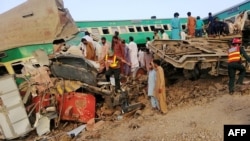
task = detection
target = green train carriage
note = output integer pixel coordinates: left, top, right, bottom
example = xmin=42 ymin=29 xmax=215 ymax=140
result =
xmin=75 ymin=18 xmax=188 ymax=46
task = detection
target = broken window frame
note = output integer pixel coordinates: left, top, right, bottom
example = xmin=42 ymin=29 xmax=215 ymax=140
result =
xmin=163 ymin=24 xmax=169 ymax=30
xmin=102 ymin=27 xmax=110 ymax=34
xmin=150 ymin=25 xmax=155 ymax=31
xmin=136 ymin=26 xmax=142 ymax=32
xmin=128 ymin=26 xmax=135 ymax=32
xmin=0 ymin=65 xmax=8 ymax=76
xmin=91 ymin=28 xmax=100 ymax=36
xmin=120 ymin=26 xmax=127 ymax=33
xmin=143 ymin=26 xmax=150 ymax=32
xmin=111 ymin=26 xmax=119 ymax=34
xmin=11 ymin=61 xmax=24 ymax=74
xmin=155 ymin=24 xmax=162 ymax=29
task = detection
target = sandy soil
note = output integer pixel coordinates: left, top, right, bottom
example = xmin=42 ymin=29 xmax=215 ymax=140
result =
xmin=93 ymin=94 xmax=250 ymax=141
xmin=24 ymin=76 xmax=250 ymax=141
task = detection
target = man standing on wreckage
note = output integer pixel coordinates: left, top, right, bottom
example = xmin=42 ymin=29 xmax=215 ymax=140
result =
xmin=104 ymin=49 xmax=131 ymax=93
xmin=227 ymin=37 xmax=250 ymax=94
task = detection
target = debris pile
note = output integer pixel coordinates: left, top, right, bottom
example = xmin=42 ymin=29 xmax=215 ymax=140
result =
xmin=167 ymin=77 xmax=228 ymax=109
xmin=2 ymin=50 xmax=250 ymax=140
xmin=0 ymin=52 xmax=148 ymax=140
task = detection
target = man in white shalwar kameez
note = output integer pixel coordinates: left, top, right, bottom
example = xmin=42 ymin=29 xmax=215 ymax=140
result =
xmin=128 ymin=36 xmax=139 ymax=73
xmin=148 ymin=62 xmax=159 ymax=109
xmin=138 ymin=49 xmax=145 ymax=68
xmin=161 ymin=29 xmax=169 ymax=40
xmin=146 ymin=37 xmax=151 ymax=49
xmin=82 ymin=31 xmax=94 ymax=43
xmin=93 ymin=41 xmax=102 ymax=61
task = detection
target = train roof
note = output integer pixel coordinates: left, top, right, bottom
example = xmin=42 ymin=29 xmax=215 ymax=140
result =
xmin=75 ymin=18 xmax=188 ymax=28
xmin=203 ymin=0 xmax=250 ymax=19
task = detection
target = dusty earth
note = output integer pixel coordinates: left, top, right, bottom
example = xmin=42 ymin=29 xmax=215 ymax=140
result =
xmin=22 ymin=75 xmax=250 ymax=141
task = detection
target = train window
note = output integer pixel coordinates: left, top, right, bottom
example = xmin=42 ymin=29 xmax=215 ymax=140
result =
xmin=12 ymin=61 xmax=24 ymax=74
xmin=247 ymin=11 xmax=250 ymax=20
xmin=143 ymin=26 xmax=149 ymax=31
xmin=111 ymin=27 xmax=119 ymax=34
xmin=224 ymin=18 xmax=234 ymax=24
xmin=128 ymin=26 xmax=135 ymax=32
xmin=228 ymin=17 xmax=235 ymax=23
xmin=182 ymin=24 xmax=186 ymax=30
xmin=0 ymin=52 xmax=6 ymax=58
xmin=150 ymin=25 xmax=155 ymax=31
xmin=79 ymin=28 xmax=87 ymax=32
xmin=136 ymin=26 xmax=142 ymax=32
xmin=91 ymin=28 xmax=100 ymax=36
xmin=22 ymin=11 xmax=33 ymax=18
xmin=156 ymin=25 xmax=162 ymax=29
xmin=0 ymin=65 xmax=8 ymax=76
xmin=120 ymin=26 xmax=127 ymax=33
xmin=102 ymin=27 xmax=110 ymax=34
xmin=163 ymin=25 xmax=169 ymax=30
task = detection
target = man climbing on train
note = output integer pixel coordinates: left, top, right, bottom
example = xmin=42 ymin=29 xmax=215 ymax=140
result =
xmin=228 ymin=37 xmax=250 ymax=94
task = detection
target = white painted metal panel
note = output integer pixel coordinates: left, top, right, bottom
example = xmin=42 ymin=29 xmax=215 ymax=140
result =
xmin=0 ymin=75 xmax=32 ymax=140
xmin=1 ymin=90 xmax=20 ymax=108
xmin=0 ymin=75 xmax=16 ymax=93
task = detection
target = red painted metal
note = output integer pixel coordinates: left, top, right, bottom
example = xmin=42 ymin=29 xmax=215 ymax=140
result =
xmin=32 ymin=94 xmax=51 ymax=113
xmin=56 ymin=92 xmax=96 ymax=123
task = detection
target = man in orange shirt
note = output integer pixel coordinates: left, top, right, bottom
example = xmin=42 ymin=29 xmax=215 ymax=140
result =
xmin=187 ymin=12 xmax=196 ymax=37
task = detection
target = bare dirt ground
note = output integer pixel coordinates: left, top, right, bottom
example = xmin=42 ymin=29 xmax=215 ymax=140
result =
xmin=25 ymin=76 xmax=250 ymax=141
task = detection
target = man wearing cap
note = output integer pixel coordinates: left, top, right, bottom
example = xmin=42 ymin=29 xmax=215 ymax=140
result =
xmin=80 ymin=38 xmax=95 ymax=61
xmin=228 ymin=38 xmax=250 ymax=94
xmin=82 ymin=31 xmax=94 ymax=43
xmin=105 ymin=49 xmax=130 ymax=93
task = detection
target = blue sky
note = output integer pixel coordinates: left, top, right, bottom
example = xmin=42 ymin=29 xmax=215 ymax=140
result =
xmin=0 ymin=0 xmax=247 ymax=21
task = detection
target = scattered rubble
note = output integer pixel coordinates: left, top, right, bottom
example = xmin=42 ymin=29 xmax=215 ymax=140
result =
xmin=1 ymin=51 xmax=250 ymax=140
xmin=17 ymin=74 xmax=250 ymax=141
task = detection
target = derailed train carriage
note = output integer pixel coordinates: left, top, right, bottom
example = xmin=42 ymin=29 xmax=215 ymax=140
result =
xmin=0 ymin=0 xmax=147 ymax=139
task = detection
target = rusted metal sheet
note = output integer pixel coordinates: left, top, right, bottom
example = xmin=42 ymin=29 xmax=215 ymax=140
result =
xmin=57 ymin=92 xmax=95 ymax=123
xmin=0 ymin=0 xmax=78 ymax=51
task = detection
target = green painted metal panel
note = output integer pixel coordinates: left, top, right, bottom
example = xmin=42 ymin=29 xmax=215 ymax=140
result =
xmin=0 ymin=44 xmax=53 ymax=63
xmin=0 ymin=17 xmax=190 ymax=63
xmin=76 ymin=18 xmax=187 ymax=28
xmin=76 ymin=18 xmax=187 ymax=45
xmin=215 ymin=2 xmax=250 ymax=20
xmin=203 ymin=1 xmax=250 ymax=23
xmin=0 ymin=32 xmax=83 ymax=63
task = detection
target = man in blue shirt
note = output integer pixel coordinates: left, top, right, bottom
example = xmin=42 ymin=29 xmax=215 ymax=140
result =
xmin=195 ymin=16 xmax=204 ymax=37
xmin=171 ymin=12 xmax=181 ymax=40
xmin=207 ymin=12 xmax=214 ymax=36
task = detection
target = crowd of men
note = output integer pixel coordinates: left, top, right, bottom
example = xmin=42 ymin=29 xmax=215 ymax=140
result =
xmin=169 ymin=11 xmax=247 ymax=39
xmin=52 ymin=10 xmax=248 ymax=113
xmin=52 ymin=30 xmax=169 ymax=114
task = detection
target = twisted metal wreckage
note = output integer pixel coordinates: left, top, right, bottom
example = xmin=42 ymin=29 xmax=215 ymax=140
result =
xmin=0 ymin=0 xmax=147 ymax=139
xmin=0 ymin=49 xmax=147 ymax=139
xmin=1 ymin=0 xmax=250 ymax=139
